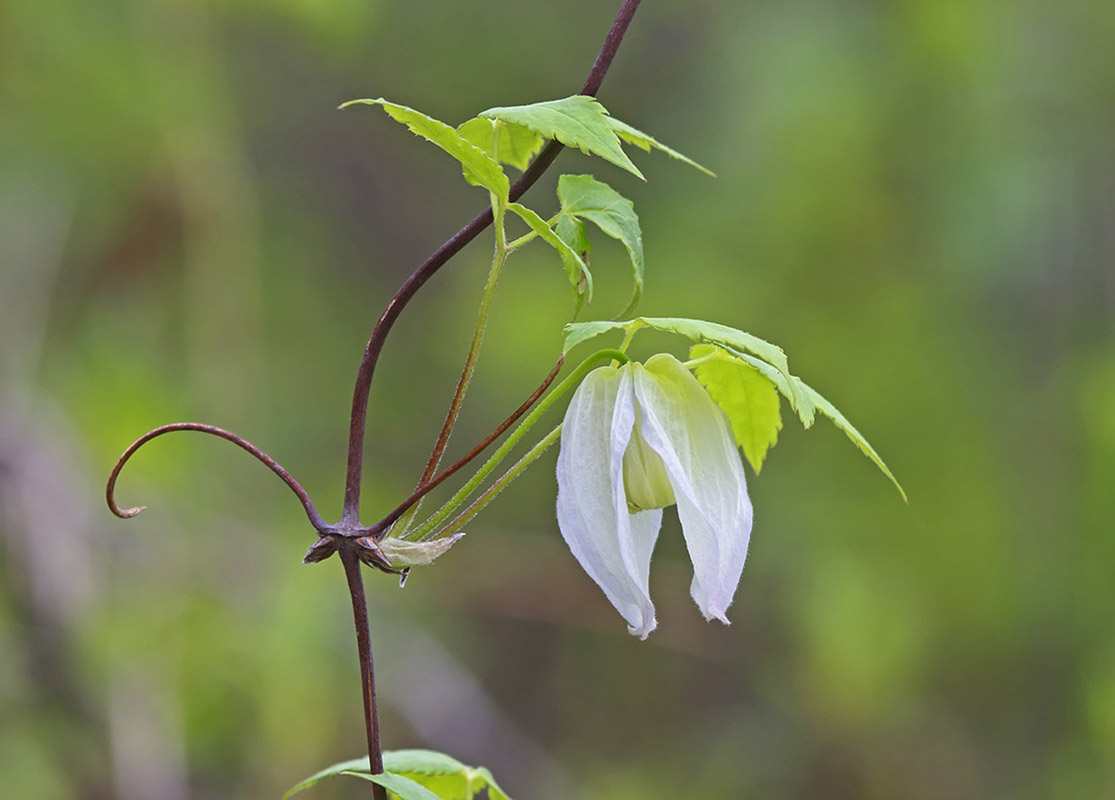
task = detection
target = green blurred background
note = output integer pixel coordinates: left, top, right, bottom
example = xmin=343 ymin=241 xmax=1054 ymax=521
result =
xmin=3 ymin=0 xmax=1114 ymax=797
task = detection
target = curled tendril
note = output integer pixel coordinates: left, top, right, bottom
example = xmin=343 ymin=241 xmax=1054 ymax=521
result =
xmin=106 ymin=422 xmax=328 ymax=532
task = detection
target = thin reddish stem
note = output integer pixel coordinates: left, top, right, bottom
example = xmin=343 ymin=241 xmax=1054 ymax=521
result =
xmin=340 ymin=0 xmax=644 ymax=524
xmin=106 ymin=422 xmax=328 ymax=532
xmin=370 ymin=355 xmax=565 ymax=538
xmin=340 ymin=548 xmax=386 ymax=800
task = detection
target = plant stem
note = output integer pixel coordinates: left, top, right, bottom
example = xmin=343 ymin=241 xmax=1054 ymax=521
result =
xmin=370 ymin=356 xmax=564 ymax=538
xmin=417 ymin=208 xmax=509 ymax=487
xmin=437 ymin=424 xmax=563 ymax=540
xmin=340 ymin=548 xmax=387 ymax=800
xmin=339 ymin=0 xmax=644 ymax=526
xmin=407 ymin=349 xmax=628 ymax=542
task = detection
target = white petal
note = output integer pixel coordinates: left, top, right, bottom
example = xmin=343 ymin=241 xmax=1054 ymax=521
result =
xmin=556 ymin=365 xmax=661 ymax=638
xmin=632 ymin=354 xmax=753 ymax=624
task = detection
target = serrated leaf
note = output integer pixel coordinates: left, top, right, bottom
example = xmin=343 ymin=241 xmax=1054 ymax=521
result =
xmin=480 ymin=95 xmax=644 ymax=180
xmin=471 ymin=767 xmax=511 ymax=800
xmin=607 ymin=118 xmax=716 ymax=177
xmin=796 ymin=380 xmax=907 ymax=502
xmin=558 ymin=175 xmax=643 ymax=316
xmin=457 ymin=117 xmax=544 ymax=171
xmin=379 ymin=534 xmax=464 ymax=568
xmin=562 ymin=319 xmax=626 ymax=353
xmin=342 ymin=99 xmax=509 ymax=201
xmin=342 ymin=771 xmax=443 ymax=800
xmin=507 ymin=202 xmax=592 ymax=306
xmin=726 ymin=352 xmax=816 ymax=428
xmin=563 ymin=317 xmax=797 ymax=406
xmin=690 ymin=345 xmax=782 ymax=473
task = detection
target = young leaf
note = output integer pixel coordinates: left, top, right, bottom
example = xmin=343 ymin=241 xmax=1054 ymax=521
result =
xmin=607 ymin=118 xmax=716 ymax=177
xmin=479 ymin=95 xmax=644 ymax=180
xmin=507 ymin=202 xmax=592 ymax=305
xmin=341 ymin=771 xmax=444 ymax=800
xmin=458 ymin=117 xmax=544 ymax=171
xmin=795 ymin=380 xmax=907 ymax=502
xmin=557 ymin=175 xmax=643 ymax=316
xmin=341 ymin=99 xmax=509 ymax=202
xmin=556 ymin=215 xmax=592 ymax=303
xmin=690 ymin=345 xmax=782 ymax=473
xmin=730 ymin=353 xmax=816 ymax=428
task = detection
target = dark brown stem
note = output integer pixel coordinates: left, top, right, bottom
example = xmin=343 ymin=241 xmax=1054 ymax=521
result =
xmin=340 ymin=0 xmax=644 ymax=525
xmin=340 ymin=547 xmax=386 ymax=799
xmin=370 ymin=355 xmax=565 ymax=538
xmin=106 ymin=422 xmax=328 ymax=532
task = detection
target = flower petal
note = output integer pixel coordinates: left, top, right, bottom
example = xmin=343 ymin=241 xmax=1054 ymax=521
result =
xmin=632 ymin=354 xmax=753 ymax=624
xmin=557 ymin=365 xmax=661 ymax=638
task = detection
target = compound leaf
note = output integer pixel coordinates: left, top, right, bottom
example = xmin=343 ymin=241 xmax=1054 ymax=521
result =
xmin=480 ymin=95 xmax=644 ymax=180
xmin=457 ymin=117 xmax=544 ymax=171
xmin=557 ymin=175 xmax=643 ymax=316
xmin=342 ymin=99 xmax=509 ymax=201
xmin=607 ymin=118 xmax=715 ymax=177
xmin=795 ymin=380 xmax=907 ymax=502
xmin=508 ymin=202 xmax=592 ymax=305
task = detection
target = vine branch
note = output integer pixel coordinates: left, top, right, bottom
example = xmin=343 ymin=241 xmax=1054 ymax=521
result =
xmin=340 ymin=0 xmax=644 ymax=525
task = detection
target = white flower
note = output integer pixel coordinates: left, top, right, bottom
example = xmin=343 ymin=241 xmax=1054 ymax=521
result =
xmin=556 ymin=353 xmax=753 ymax=638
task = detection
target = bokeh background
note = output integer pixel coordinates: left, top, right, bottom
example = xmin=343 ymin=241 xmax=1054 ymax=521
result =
xmin=3 ymin=0 xmax=1114 ymax=797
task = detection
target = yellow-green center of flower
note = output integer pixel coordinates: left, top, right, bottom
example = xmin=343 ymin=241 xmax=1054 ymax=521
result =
xmin=622 ymin=407 xmax=675 ymax=512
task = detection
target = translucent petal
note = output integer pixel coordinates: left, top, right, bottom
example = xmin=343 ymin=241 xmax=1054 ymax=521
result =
xmin=556 ymin=366 xmax=661 ymax=638
xmin=632 ymin=354 xmax=753 ymax=624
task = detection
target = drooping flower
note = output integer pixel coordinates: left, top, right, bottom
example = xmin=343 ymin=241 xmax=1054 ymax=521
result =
xmin=556 ymin=353 xmax=753 ymax=638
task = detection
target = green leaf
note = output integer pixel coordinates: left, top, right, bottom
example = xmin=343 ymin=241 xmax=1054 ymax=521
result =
xmin=286 ymin=750 xmax=512 ymax=800
xmin=690 ymin=345 xmax=782 ymax=473
xmin=342 ymin=771 xmax=444 ymax=800
xmin=562 ymin=319 xmax=625 ymax=354
xmin=382 ymin=750 xmax=466 ymax=776
xmin=341 ymin=99 xmax=509 ymax=201
xmin=556 ymin=214 xmax=591 ymax=259
xmin=563 ymin=316 xmax=797 ymax=407
xmin=284 ymin=757 xmax=370 ymax=798
xmin=607 ymin=118 xmax=716 ymax=177
xmin=556 ymin=215 xmax=592 ymax=305
xmin=507 ymin=202 xmax=592 ymax=305
xmin=480 ymin=95 xmax=644 ymax=180
xmin=380 ymin=749 xmax=512 ymax=800
xmin=722 ymin=352 xmax=816 ymax=428
xmin=457 ymin=117 xmax=544 ymax=171
xmin=557 ymin=175 xmax=643 ymax=316
xmin=795 ymin=380 xmax=907 ymax=502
